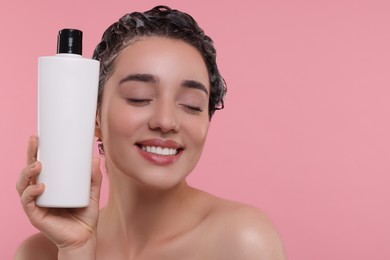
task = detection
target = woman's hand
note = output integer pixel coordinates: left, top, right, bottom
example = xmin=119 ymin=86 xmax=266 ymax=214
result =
xmin=16 ymin=135 xmax=103 ymax=252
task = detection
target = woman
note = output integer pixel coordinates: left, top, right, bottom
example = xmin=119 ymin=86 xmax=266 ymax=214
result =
xmin=15 ymin=6 xmax=286 ymax=259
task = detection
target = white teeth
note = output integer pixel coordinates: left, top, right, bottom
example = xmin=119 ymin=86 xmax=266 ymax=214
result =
xmin=141 ymin=146 xmax=177 ymax=156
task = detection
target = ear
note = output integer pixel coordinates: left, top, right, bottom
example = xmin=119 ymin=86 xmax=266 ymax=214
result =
xmin=95 ymin=110 xmax=102 ymax=138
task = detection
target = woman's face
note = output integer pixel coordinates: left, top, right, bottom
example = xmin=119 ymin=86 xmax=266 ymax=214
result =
xmin=96 ymin=37 xmax=210 ymax=189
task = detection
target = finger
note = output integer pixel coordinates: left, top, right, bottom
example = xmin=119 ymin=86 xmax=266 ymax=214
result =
xmin=26 ymin=135 xmax=38 ymax=165
xmin=20 ymin=183 xmax=45 ymax=215
xmin=16 ymin=161 xmax=42 ymax=197
xmin=89 ymin=157 xmax=103 ymax=204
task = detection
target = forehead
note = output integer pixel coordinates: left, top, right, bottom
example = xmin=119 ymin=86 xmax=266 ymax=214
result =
xmin=112 ymin=37 xmax=210 ymax=89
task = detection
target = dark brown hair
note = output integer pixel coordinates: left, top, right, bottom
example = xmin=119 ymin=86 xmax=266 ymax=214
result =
xmin=92 ymin=5 xmax=227 ymax=118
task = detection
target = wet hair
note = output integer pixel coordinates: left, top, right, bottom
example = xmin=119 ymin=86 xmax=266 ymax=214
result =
xmin=92 ymin=5 xmax=226 ymax=118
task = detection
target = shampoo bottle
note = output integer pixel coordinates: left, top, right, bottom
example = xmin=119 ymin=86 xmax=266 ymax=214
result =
xmin=36 ymin=29 xmax=100 ymax=207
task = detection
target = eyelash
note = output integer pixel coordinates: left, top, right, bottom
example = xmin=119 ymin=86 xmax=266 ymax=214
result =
xmin=181 ymin=104 xmax=203 ymax=112
xmin=126 ymin=99 xmax=203 ymax=113
xmin=126 ymin=98 xmax=152 ymax=105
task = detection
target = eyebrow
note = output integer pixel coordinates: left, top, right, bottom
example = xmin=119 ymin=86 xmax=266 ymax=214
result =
xmin=119 ymin=73 xmax=209 ymax=95
xmin=181 ymin=80 xmax=209 ymax=96
xmin=119 ymin=73 xmax=159 ymax=85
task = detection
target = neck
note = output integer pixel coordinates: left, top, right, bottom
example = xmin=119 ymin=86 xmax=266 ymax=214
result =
xmin=98 ymin=167 xmax=200 ymax=255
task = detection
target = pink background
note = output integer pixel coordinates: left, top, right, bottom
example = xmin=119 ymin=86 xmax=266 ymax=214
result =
xmin=1 ymin=0 xmax=389 ymax=259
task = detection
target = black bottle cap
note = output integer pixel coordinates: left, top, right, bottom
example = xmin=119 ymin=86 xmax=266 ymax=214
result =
xmin=57 ymin=29 xmax=83 ymax=55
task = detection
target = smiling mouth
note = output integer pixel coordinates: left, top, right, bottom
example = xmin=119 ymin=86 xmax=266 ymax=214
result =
xmin=140 ymin=145 xmax=178 ymax=156
xmin=135 ymin=141 xmax=184 ymax=165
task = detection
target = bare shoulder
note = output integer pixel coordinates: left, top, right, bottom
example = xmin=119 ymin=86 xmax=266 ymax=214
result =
xmin=202 ymin=196 xmax=287 ymax=260
xmin=14 ymin=232 xmax=57 ymax=260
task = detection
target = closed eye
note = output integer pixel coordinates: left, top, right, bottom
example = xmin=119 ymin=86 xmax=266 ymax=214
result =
xmin=126 ymin=98 xmax=152 ymax=105
xmin=180 ymin=104 xmax=203 ymax=113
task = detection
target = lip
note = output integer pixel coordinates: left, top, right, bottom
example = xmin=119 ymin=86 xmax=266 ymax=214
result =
xmin=136 ymin=139 xmax=184 ymax=166
xmin=137 ymin=139 xmax=184 ymax=149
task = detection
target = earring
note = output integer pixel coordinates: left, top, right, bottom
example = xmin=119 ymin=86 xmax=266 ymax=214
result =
xmin=97 ymin=137 xmax=105 ymax=155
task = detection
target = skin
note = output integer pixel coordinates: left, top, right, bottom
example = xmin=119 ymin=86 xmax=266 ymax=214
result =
xmin=15 ymin=37 xmax=287 ymax=259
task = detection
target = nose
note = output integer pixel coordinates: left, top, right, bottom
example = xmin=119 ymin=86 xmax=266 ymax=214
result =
xmin=148 ymin=99 xmax=180 ymax=133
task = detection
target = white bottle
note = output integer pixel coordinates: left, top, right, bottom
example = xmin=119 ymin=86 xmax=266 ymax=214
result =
xmin=36 ymin=29 xmax=100 ymax=208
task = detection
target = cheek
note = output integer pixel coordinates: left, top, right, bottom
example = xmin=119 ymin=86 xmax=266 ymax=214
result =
xmin=103 ymin=102 xmax=144 ymax=139
xmin=187 ymin=117 xmax=210 ymax=146
xmin=104 ymin=102 xmax=127 ymax=137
